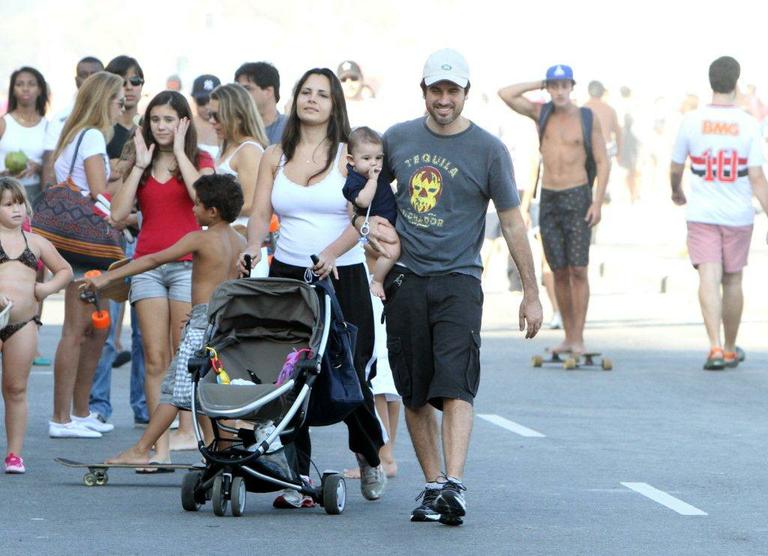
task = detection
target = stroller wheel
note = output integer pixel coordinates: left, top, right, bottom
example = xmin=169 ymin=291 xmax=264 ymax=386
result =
xmin=212 ymin=475 xmax=229 ymax=517
xmin=230 ymin=476 xmax=246 ymax=517
xmin=181 ymin=470 xmax=204 ymax=512
xmin=322 ymin=474 xmax=346 ymax=515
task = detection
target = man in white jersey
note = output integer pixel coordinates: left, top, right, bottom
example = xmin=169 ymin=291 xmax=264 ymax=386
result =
xmin=670 ymin=56 xmax=768 ymax=370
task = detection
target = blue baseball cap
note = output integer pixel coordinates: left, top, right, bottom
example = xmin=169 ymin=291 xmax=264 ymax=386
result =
xmin=545 ymin=64 xmax=574 ymax=82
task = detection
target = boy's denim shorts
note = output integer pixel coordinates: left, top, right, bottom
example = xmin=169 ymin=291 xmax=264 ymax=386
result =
xmin=129 ymin=261 xmax=192 ymax=304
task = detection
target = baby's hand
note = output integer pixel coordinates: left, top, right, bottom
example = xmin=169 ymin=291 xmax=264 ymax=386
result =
xmin=0 ymin=295 xmax=11 ymax=309
xmin=368 ymin=166 xmax=382 ymax=180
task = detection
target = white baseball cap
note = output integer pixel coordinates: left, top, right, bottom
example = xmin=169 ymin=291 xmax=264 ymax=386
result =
xmin=422 ymin=48 xmax=470 ymax=88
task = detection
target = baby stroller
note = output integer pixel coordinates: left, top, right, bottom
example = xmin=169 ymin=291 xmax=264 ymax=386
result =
xmin=180 ymin=268 xmax=363 ymax=517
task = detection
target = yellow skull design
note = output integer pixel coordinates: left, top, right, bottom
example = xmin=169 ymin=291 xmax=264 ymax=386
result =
xmin=409 ymin=167 xmax=443 ymax=213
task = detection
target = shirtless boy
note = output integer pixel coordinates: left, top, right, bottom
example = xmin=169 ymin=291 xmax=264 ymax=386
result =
xmin=499 ymin=65 xmax=610 ymax=355
xmin=82 ymin=174 xmax=246 ymax=465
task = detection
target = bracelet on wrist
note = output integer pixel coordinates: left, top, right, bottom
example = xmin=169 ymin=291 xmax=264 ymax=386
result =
xmin=134 ymin=164 xmax=147 ymax=171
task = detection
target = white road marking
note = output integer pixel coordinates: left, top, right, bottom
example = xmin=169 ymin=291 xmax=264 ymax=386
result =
xmin=621 ymin=482 xmax=707 ymax=516
xmin=477 ymin=414 xmax=546 ymax=437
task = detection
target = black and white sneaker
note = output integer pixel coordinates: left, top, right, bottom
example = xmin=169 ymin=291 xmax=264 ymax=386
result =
xmin=410 ymin=486 xmax=441 ymax=522
xmin=434 ymin=478 xmax=467 ymax=526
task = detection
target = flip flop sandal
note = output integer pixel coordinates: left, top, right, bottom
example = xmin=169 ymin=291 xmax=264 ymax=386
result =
xmin=135 ymin=461 xmax=176 ymax=474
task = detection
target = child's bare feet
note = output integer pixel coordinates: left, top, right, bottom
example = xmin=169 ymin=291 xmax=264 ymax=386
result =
xmin=381 ymin=457 xmax=398 ymax=478
xmin=343 ymin=466 xmax=361 ymax=479
xmin=105 ymin=445 xmax=151 ymax=465
xmin=169 ymin=431 xmax=197 ymax=451
xmin=370 ymin=280 xmax=386 ymax=300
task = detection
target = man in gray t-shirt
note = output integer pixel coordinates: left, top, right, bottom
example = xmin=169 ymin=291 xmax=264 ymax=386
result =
xmin=383 ymin=117 xmax=520 ymax=279
xmin=359 ymin=48 xmax=542 ymax=526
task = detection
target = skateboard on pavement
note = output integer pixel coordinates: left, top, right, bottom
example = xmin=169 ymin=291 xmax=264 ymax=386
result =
xmin=531 ymin=351 xmax=613 ymax=371
xmin=55 ymin=457 xmax=199 ymax=486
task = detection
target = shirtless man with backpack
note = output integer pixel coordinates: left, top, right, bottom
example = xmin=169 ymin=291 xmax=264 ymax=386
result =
xmin=499 ymin=65 xmax=610 ymax=355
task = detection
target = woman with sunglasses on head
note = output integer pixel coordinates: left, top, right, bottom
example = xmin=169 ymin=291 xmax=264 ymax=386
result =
xmin=241 ymin=68 xmax=386 ymax=507
xmin=0 ymin=67 xmax=50 ymax=202
xmin=108 ymin=91 xmax=213 ymax=466
xmin=48 ymin=71 xmax=125 ymax=438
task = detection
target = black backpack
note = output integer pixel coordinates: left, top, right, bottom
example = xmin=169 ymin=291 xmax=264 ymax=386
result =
xmin=534 ymin=102 xmax=596 ymax=195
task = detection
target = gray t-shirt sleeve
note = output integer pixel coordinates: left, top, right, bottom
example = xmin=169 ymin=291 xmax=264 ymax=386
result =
xmin=488 ymin=142 xmax=520 ymax=210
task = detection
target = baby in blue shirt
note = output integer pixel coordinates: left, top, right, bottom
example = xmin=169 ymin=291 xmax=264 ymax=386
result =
xmin=343 ymin=127 xmax=400 ymax=299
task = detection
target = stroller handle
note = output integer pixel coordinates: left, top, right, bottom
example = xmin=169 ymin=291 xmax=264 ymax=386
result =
xmin=241 ymin=254 xmax=252 ymax=278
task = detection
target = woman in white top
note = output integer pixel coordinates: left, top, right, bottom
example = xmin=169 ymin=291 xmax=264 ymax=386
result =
xmin=209 ymin=83 xmax=269 ymax=277
xmin=48 ymin=72 xmax=126 ymax=439
xmin=0 ymin=67 xmax=49 ymax=201
xmin=209 ymin=83 xmax=267 ymax=225
xmin=242 ymin=68 xmax=386 ymax=506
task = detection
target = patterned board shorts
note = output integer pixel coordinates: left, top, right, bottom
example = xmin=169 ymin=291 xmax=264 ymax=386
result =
xmin=160 ymin=303 xmax=208 ymax=410
xmin=539 ymin=185 xmax=593 ymax=270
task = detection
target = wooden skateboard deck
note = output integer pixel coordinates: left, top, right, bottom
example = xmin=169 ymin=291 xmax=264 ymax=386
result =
xmin=55 ymin=457 xmax=199 ymax=486
xmin=531 ymin=351 xmax=613 ymax=370
xmin=101 ymin=258 xmax=131 ymax=302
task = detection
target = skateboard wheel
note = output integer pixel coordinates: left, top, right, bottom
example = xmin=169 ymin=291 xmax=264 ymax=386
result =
xmin=95 ymin=472 xmax=108 ymax=486
xmin=531 ymin=355 xmax=543 ymax=368
xmin=601 ymin=358 xmax=613 ymax=371
xmin=84 ymin=270 xmax=102 ymax=278
xmin=91 ymin=310 xmax=111 ymax=329
xmin=563 ymin=358 xmax=577 ymax=370
xmin=83 ymin=472 xmax=97 ymax=487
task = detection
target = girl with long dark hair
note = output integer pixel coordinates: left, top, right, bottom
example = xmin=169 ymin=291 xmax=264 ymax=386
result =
xmin=109 ymin=91 xmax=214 ymax=465
xmin=242 ymin=68 xmax=386 ymax=506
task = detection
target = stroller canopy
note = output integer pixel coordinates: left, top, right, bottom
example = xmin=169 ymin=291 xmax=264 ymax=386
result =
xmin=207 ymin=278 xmax=323 ymax=349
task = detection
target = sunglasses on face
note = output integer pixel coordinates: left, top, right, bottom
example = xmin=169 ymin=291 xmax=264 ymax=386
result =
xmin=124 ymin=76 xmax=144 ymax=87
xmin=340 ymin=76 xmax=360 ymax=82
xmin=114 ymin=97 xmax=126 ymax=109
xmin=208 ymin=110 xmax=220 ymax=123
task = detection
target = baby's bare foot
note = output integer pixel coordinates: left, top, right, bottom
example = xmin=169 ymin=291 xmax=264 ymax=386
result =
xmin=370 ymin=281 xmax=386 ymax=300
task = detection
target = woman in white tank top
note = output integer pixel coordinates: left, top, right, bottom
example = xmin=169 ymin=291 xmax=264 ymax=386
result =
xmin=209 ymin=84 xmax=267 ymax=225
xmin=241 ymin=68 xmax=386 ymax=506
xmin=0 ymin=67 xmax=50 ymax=200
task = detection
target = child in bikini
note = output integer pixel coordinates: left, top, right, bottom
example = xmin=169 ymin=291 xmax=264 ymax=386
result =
xmin=0 ymin=177 xmax=72 ymax=473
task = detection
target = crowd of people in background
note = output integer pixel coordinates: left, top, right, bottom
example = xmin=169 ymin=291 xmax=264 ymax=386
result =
xmin=0 ymin=49 xmax=765 ymax=528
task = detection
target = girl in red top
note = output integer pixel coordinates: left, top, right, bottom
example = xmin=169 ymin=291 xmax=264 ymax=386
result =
xmin=111 ymin=91 xmax=213 ymax=464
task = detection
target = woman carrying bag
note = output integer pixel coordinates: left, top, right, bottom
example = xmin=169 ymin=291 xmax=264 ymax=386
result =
xmin=47 ymin=72 xmax=126 ymax=438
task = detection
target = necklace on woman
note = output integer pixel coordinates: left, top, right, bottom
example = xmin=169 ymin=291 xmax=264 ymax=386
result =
xmin=14 ymin=111 xmax=38 ymax=125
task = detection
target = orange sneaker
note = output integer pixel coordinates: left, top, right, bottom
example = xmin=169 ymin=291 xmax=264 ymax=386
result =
xmin=724 ymin=351 xmax=739 ymax=368
xmin=703 ymin=348 xmax=725 ymax=370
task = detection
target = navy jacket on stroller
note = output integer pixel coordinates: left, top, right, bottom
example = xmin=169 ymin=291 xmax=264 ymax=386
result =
xmin=181 ymin=276 xmax=361 ymax=516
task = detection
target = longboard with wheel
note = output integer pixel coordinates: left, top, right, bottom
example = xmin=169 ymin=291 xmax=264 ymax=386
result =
xmin=55 ymin=457 xmax=199 ymax=486
xmin=531 ymin=351 xmax=613 ymax=371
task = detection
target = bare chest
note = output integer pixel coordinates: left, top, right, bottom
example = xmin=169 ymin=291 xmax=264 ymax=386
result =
xmin=541 ymin=113 xmax=584 ymax=153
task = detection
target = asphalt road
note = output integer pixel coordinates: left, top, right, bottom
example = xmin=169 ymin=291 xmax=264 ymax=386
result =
xmin=2 ymin=202 xmax=767 ymax=555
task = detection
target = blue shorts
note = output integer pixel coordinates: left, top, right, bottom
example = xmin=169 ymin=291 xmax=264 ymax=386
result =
xmin=129 ymin=261 xmax=192 ymax=304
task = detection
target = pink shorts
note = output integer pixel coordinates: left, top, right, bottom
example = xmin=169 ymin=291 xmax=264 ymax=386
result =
xmin=686 ymin=222 xmax=753 ymax=273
